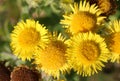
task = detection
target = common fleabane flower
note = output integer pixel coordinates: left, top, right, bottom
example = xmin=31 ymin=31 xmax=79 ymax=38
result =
xmin=106 ymin=20 xmax=120 ymax=63
xmin=10 ymin=19 xmax=49 ymax=61
xmin=66 ymin=32 xmax=110 ymax=76
xmin=34 ymin=33 xmax=70 ymax=78
xmin=61 ymin=0 xmax=105 ymax=34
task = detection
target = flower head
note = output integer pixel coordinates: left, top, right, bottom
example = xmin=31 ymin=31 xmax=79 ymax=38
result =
xmin=10 ymin=19 xmax=49 ymax=61
xmin=11 ymin=66 xmax=40 ymax=81
xmin=61 ymin=0 xmax=105 ymax=34
xmin=87 ymin=0 xmax=117 ymax=16
xmin=34 ymin=33 xmax=69 ymax=78
xmin=66 ymin=32 xmax=110 ymax=76
xmin=106 ymin=20 xmax=120 ymax=63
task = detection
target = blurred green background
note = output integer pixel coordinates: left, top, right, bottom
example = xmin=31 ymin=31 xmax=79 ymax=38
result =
xmin=0 ymin=0 xmax=120 ymax=81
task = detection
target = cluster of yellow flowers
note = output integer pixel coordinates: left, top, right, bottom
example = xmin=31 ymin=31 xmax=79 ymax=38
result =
xmin=10 ymin=0 xmax=119 ymax=79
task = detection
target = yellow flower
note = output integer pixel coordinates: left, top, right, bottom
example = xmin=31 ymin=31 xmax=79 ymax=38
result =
xmin=60 ymin=0 xmax=105 ymax=34
xmin=66 ymin=32 xmax=110 ymax=76
xmin=34 ymin=33 xmax=69 ymax=78
xmin=10 ymin=19 xmax=49 ymax=61
xmin=106 ymin=20 xmax=120 ymax=63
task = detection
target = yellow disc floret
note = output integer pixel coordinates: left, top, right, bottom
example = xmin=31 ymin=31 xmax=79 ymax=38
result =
xmin=18 ymin=28 xmax=40 ymax=48
xmin=79 ymin=41 xmax=100 ymax=63
xmin=39 ymin=41 xmax=67 ymax=70
xmin=109 ymin=33 xmax=120 ymax=54
xmin=70 ymin=12 xmax=97 ymax=33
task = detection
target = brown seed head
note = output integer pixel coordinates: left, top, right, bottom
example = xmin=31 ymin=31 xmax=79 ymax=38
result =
xmin=11 ymin=66 xmax=40 ymax=81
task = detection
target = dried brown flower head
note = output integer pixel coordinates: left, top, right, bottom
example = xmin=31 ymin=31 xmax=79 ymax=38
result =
xmin=11 ymin=66 xmax=40 ymax=81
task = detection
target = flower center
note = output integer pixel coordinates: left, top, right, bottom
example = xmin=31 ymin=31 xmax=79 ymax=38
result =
xmin=109 ymin=32 xmax=120 ymax=54
xmin=79 ymin=41 xmax=100 ymax=62
xmin=40 ymin=41 xmax=67 ymax=70
xmin=71 ymin=12 xmax=97 ymax=33
xmin=98 ymin=0 xmax=111 ymax=13
xmin=18 ymin=28 xmax=40 ymax=48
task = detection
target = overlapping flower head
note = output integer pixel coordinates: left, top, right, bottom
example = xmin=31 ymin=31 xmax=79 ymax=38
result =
xmin=105 ymin=20 xmax=120 ymax=63
xmin=10 ymin=19 xmax=49 ymax=61
xmin=34 ymin=32 xmax=70 ymax=78
xmin=61 ymin=0 xmax=105 ymax=34
xmin=87 ymin=0 xmax=117 ymax=16
xmin=66 ymin=32 xmax=110 ymax=76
